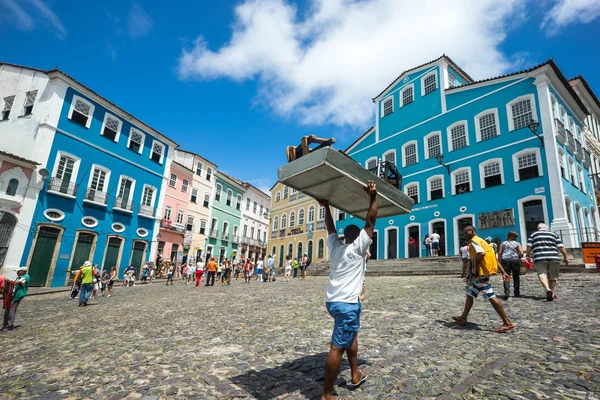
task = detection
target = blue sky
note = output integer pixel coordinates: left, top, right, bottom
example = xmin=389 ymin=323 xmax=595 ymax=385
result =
xmin=1 ymin=0 xmax=600 ymax=194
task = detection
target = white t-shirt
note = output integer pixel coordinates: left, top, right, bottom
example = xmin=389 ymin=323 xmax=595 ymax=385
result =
xmin=257 ymin=260 xmax=264 ymax=269
xmin=326 ymin=230 xmax=372 ymax=303
xmin=196 ymin=262 xmax=204 ymax=271
xmin=431 ymin=233 xmax=440 ymax=243
xmin=460 ymin=246 xmax=470 ymax=259
xmin=187 ymin=265 xmax=195 ymax=274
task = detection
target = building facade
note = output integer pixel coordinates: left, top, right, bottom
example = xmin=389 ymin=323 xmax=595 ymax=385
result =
xmin=268 ymin=182 xmax=331 ymax=267
xmin=156 ymin=161 xmax=193 ymax=264
xmin=173 ymin=149 xmax=217 ymax=263
xmin=0 ymin=63 xmax=177 ymax=286
xmin=205 ymin=172 xmax=244 ymax=263
xmin=240 ymin=183 xmax=270 ymax=260
xmin=337 ymin=55 xmax=598 ymax=259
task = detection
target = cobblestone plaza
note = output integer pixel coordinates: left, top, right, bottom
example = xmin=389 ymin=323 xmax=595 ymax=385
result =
xmin=1 ymin=274 xmax=599 ymax=400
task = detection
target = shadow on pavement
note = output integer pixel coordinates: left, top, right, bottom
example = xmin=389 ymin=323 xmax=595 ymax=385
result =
xmin=516 ymin=295 xmax=547 ymax=301
xmin=437 ymin=319 xmax=483 ymax=331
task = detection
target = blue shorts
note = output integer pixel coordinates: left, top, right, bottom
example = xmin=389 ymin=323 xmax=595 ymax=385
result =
xmin=466 ymin=276 xmax=496 ymax=299
xmin=432 ymin=242 xmax=439 ymax=250
xmin=326 ymin=302 xmax=362 ymax=349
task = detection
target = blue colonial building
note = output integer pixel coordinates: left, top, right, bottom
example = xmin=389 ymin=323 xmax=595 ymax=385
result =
xmin=0 ymin=64 xmax=177 ymax=286
xmin=338 ymin=55 xmax=599 ymax=259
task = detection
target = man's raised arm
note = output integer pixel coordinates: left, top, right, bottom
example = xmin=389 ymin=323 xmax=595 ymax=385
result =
xmin=319 ymin=200 xmax=337 ymax=235
xmin=363 ymin=180 xmax=378 ymax=239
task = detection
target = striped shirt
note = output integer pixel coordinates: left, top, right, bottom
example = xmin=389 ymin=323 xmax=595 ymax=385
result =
xmin=526 ymin=230 xmax=564 ymax=262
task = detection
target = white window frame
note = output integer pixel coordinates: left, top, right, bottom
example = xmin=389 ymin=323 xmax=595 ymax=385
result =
xmin=86 ymin=164 xmax=111 ymax=193
xmin=558 ymin=148 xmax=568 ymax=181
xmin=578 ymin=165 xmax=586 ymax=193
xmin=100 ymin=113 xmax=123 ymax=143
xmin=512 ymin=148 xmax=543 ymax=182
xmin=177 ymin=210 xmax=185 ymax=225
xmin=451 ymin=167 xmax=472 ymax=195
xmin=474 ymin=108 xmax=500 ymax=142
xmin=421 ymin=71 xmax=437 ymax=97
xmin=275 ymin=192 xmax=281 ymax=202
xmin=127 ymin=128 xmax=145 ymax=154
xmin=506 ymin=94 xmax=538 ymax=132
xmin=215 ymin=184 xmax=222 ymax=201
xmin=206 ymin=167 xmax=212 ymax=181
xmin=203 ymin=193 xmax=210 ymax=208
xmin=150 ymin=139 xmax=165 ymax=164
xmin=164 ymin=206 xmax=172 ymax=220
xmin=226 ymin=189 xmax=233 ymax=206
xmin=141 ymin=184 xmax=157 ymax=207
xmin=402 ymin=141 xmax=418 ymax=167
xmin=381 ymin=96 xmax=394 ymax=117
xmin=365 ymin=157 xmax=378 ymax=171
xmin=298 ymin=208 xmax=305 ymax=225
xmin=427 ymin=174 xmax=445 ymax=201
xmin=479 ymin=158 xmax=505 ymax=189
xmin=446 ymin=121 xmax=469 ymax=152
xmin=281 ymin=213 xmax=287 ymax=229
xmin=424 ymin=131 xmax=442 ymax=160
xmin=382 ymin=149 xmax=396 ymax=165
xmin=68 ymin=95 xmax=95 ymax=128
xmin=236 ymin=194 xmax=242 ymax=211
xmin=283 ymin=186 xmax=289 ymax=199
xmin=196 ymin=161 xmax=203 ymax=176
xmin=51 ymin=151 xmax=81 ymax=190
xmin=191 ymin=188 xmax=199 ymax=203
xmin=400 ymin=84 xmax=414 ymax=107
xmin=568 ymin=157 xmax=577 ymax=184
xmin=182 ymin=179 xmax=189 ymax=193
xmin=290 ymin=211 xmax=296 ymax=227
xmin=318 ymin=206 xmax=326 ymax=221
xmin=273 ymin=216 xmax=279 ymax=231
xmin=308 ymin=206 xmax=315 ymax=223
xmin=116 ymin=175 xmax=136 ymax=204
xmin=169 ymin=173 xmax=177 ymax=188
xmin=404 ymin=182 xmax=419 ymax=204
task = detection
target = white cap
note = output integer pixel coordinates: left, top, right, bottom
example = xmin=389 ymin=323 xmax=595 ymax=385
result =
xmin=83 ymin=261 xmax=92 ymax=267
xmin=14 ymin=267 xmax=27 ymax=273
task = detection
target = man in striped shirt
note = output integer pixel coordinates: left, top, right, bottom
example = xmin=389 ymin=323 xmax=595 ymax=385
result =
xmin=525 ymin=223 xmax=569 ymax=301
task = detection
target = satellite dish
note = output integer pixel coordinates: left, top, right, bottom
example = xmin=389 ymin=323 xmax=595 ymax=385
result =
xmin=38 ymin=168 xmax=50 ymax=179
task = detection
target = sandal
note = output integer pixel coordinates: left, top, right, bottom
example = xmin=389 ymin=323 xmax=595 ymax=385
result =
xmin=494 ymin=324 xmax=516 ymax=333
xmin=348 ymin=369 xmax=368 ymax=388
xmin=452 ymin=316 xmax=467 ymax=326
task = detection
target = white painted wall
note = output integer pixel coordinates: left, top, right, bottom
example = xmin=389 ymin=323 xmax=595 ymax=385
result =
xmin=241 ymin=184 xmax=271 ymax=258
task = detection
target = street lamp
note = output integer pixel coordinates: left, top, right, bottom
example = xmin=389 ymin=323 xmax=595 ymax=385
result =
xmin=436 ymin=154 xmax=450 ymax=174
xmin=527 ymin=119 xmax=544 ymax=147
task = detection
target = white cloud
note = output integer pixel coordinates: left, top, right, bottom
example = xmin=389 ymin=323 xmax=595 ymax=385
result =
xmin=247 ymin=178 xmax=274 ymax=195
xmin=541 ymin=0 xmax=600 ymax=33
xmin=28 ymin=0 xmax=67 ymax=39
xmin=177 ymin=0 xmax=529 ymax=128
xmin=0 ymin=0 xmax=66 ymax=38
xmin=0 ymin=0 xmax=34 ymax=31
xmin=128 ymin=3 xmax=152 ymax=39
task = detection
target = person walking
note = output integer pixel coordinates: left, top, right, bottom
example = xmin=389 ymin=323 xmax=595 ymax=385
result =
xmin=195 ymin=259 xmax=205 ymax=288
xmin=91 ymin=265 xmax=100 ymax=299
xmin=69 ymin=267 xmax=83 ymax=300
xmin=460 ymin=241 xmax=470 ymax=278
xmin=1 ymin=267 xmax=30 ymax=333
xmin=292 ymin=258 xmax=299 ymax=278
xmin=205 ymin=257 xmax=217 ymax=286
xmin=430 ymin=231 xmax=440 ymax=256
xmin=498 ymin=231 xmax=524 ymax=300
xmin=79 ymin=261 xmax=94 ymax=307
xmin=166 ymin=264 xmax=175 ymax=285
xmin=301 ymin=253 xmax=309 ymax=280
xmin=108 ymin=267 xmax=117 ymax=297
xmin=319 ymin=180 xmax=378 ymax=400
xmin=244 ymin=259 xmax=253 ymax=283
xmin=452 ymin=226 xmax=515 ymax=333
xmin=525 ymin=223 xmax=568 ymax=301
xmin=284 ymin=255 xmax=292 ymax=282
xmin=256 ymin=258 xmax=264 ymax=282
xmin=424 ymin=234 xmax=432 ymax=257
xmin=100 ymin=269 xmax=109 ymax=297
xmin=186 ymin=262 xmax=195 ymax=285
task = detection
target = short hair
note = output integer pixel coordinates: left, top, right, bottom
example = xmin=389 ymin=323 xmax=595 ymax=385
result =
xmin=537 ymin=223 xmax=548 ymax=230
xmin=463 ymin=225 xmax=476 ymax=232
xmin=344 ymin=224 xmax=360 ymax=238
xmin=506 ymin=231 xmax=519 ymax=240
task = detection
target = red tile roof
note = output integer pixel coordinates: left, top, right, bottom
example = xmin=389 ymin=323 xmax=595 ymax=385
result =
xmin=0 ymin=150 xmax=41 ymax=166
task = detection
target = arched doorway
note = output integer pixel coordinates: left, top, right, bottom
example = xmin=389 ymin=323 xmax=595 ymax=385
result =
xmin=307 ymin=240 xmax=313 ymax=262
xmin=369 ymin=231 xmax=378 ymax=260
xmin=0 ymin=212 xmax=17 ymax=269
xmin=103 ymin=237 xmax=124 ymax=276
xmin=29 ymin=226 xmax=62 ymax=286
xmin=296 ymin=242 xmax=303 ymax=260
xmin=454 ymin=215 xmax=474 ymax=255
xmin=130 ymin=240 xmax=148 ymax=278
xmin=278 ymin=244 xmax=284 ymax=267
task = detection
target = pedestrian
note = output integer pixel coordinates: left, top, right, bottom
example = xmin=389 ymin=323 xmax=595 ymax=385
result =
xmin=424 ymin=234 xmax=432 ymax=257
xmin=430 ymin=230 xmax=440 ymax=256
xmin=141 ymin=265 xmax=149 ymax=284
xmin=408 ymin=236 xmax=417 ymax=258
xmin=224 ymin=259 xmax=232 ymax=286
xmin=525 ymin=223 xmax=569 ymax=301
xmin=100 ymin=269 xmax=109 ymax=297
xmin=486 ymin=236 xmax=498 ymax=254
xmin=91 ymin=264 xmax=100 ymax=299
xmin=216 ymin=263 xmax=222 ymax=281
xmin=498 ymin=231 xmax=524 ymax=300
xmin=452 ymin=225 xmax=515 ymax=333
xmin=319 ymin=180 xmax=378 ymax=399
xmin=127 ymin=265 xmax=137 ymax=287
xmin=166 ymin=264 xmax=175 ymax=285
xmin=149 ymin=266 xmax=155 ymax=283
xmin=186 ymin=262 xmax=194 ymax=285
xmin=460 ymin=241 xmax=470 ymax=277
xmin=196 ymin=259 xmax=205 ymax=288
xmin=205 ymin=257 xmax=217 ymax=286
xmin=108 ymin=267 xmax=117 ymax=297
xmin=69 ymin=267 xmax=83 ymax=300
xmin=79 ymin=261 xmax=94 ymax=307
xmin=122 ymin=267 xmax=130 ymax=287
xmin=1 ymin=267 xmax=30 ymax=333
xmin=182 ymin=263 xmax=188 ymax=282
xmin=292 ymin=257 xmax=299 ymax=278
xmin=244 ymin=259 xmax=253 ymax=283
xmin=301 ymin=253 xmax=309 ymax=280
xmin=284 ymin=255 xmax=292 ymax=282
xmin=256 ymin=258 xmax=264 ymax=282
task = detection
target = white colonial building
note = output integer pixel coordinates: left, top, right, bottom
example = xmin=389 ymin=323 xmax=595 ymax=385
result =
xmin=240 ymin=183 xmax=270 ymax=260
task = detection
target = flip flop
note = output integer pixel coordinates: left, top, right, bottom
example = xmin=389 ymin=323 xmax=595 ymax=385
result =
xmin=348 ymin=369 xmax=367 ymax=388
xmin=452 ymin=316 xmax=467 ymax=326
xmin=495 ymin=324 xmax=516 ymax=333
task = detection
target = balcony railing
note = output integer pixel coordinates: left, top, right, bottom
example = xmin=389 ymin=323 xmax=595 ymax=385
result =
xmin=279 ymin=229 xmax=286 ymax=238
xmin=138 ymin=204 xmax=156 ymax=218
xmin=84 ymin=188 xmax=108 ymax=205
xmin=290 ymin=193 xmax=297 ymax=201
xmin=575 ymin=139 xmax=584 ymax=161
xmin=221 ymin=232 xmax=230 ymax=241
xmin=209 ymin=229 xmax=219 ymax=238
xmin=232 ymin=235 xmax=241 ymax=244
xmin=555 ymin=119 xmax=567 ymax=144
xmin=592 ymin=175 xmax=600 ymax=191
xmin=316 ymin=220 xmax=326 ymax=230
xmin=566 ymin=130 xmax=576 ymax=153
xmin=298 ymin=192 xmax=306 ymax=199
xmin=48 ymin=177 xmax=78 ymax=197
xmin=583 ymin=149 xmax=592 ymax=169
xmin=114 ymin=197 xmax=133 ymax=212
xmin=271 ymin=231 xmax=278 ymax=239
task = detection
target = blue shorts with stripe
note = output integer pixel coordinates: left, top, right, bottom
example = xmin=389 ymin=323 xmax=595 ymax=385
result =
xmin=466 ymin=276 xmax=496 ymax=299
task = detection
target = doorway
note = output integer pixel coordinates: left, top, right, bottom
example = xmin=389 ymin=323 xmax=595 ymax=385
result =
xmin=431 ymin=221 xmax=446 ymax=256
xmin=307 ymin=240 xmax=313 ymax=262
xmin=69 ymin=232 xmax=96 ymax=283
xmin=522 ymin=200 xmax=544 ymax=240
xmin=456 ymin=216 xmax=473 ymax=252
xmin=279 ymin=244 xmax=284 ymax=267
xmin=219 ymin=247 xmax=226 ymax=263
xmin=130 ymin=241 xmax=147 ymax=278
xmin=408 ymin=225 xmax=420 ymax=258
xmin=103 ymin=237 xmax=123 ymax=274
xmin=29 ymin=226 xmax=61 ymax=286
xmin=0 ymin=213 xmax=17 ymax=269
xmin=386 ymin=228 xmax=398 ymax=259
xmin=370 ymin=231 xmax=378 ymax=260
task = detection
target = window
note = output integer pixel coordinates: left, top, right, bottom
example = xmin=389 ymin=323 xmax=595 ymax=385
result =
xmin=242 ymin=225 xmax=248 ymax=238
xmin=203 ymin=193 xmax=210 ymax=207
xmin=283 ymin=186 xmax=289 ymax=199
xmin=191 ymin=188 xmax=198 ymax=203
xmin=366 ymin=157 xmax=378 ymax=172
xmin=281 ymin=214 xmax=287 ymax=229
xmin=308 ymin=206 xmax=315 ymax=223
xmin=401 ymin=85 xmax=414 ymax=106
xmin=82 ymin=216 xmax=98 ymax=228
xmin=405 ymin=183 xmax=419 ymax=204
xmin=273 ymin=216 xmax=279 ymax=230
xmin=382 ymin=97 xmax=394 ymax=117
xmin=89 ymin=165 xmax=108 ymax=192
xmin=150 ymin=140 xmax=165 ymax=164
xmin=448 ymin=122 xmax=468 ymax=151
xmin=453 ymin=169 xmax=471 ymax=195
xmin=69 ymin=96 xmax=94 ymax=127
xmin=260 ymin=205 xmax=263 ymax=216
xmin=383 ymin=150 xmax=396 ymax=165
xmin=481 ymin=160 xmax=503 ymax=188
xmin=251 ymin=227 xmax=255 ymax=239
xmin=200 ymin=219 xmax=207 ymax=234
xmin=428 ymin=175 xmax=444 ymax=201
xmin=318 ymin=206 xmax=325 ymax=220
xmin=2 ymin=96 xmax=14 ymax=120
xmin=101 ymin=114 xmax=121 ymax=142
xmin=508 ymin=96 xmax=535 ymax=131
xmin=338 ymin=211 xmax=346 ymax=221
xmin=558 ymin=149 xmax=567 ymax=180
xmin=236 ymin=195 xmax=242 ymax=211
xmin=128 ymin=129 xmax=144 ymax=153
xmin=234 ymin=225 xmax=239 ymax=238
xmin=578 ymin=166 xmax=586 ymax=192
xmin=142 ymin=185 xmax=155 ymax=206
xmin=111 ymin=223 xmax=125 ymax=233
xmin=117 ymin=176 xmax=135 ymax=203
xmin=137 ymin=228 xmax=148 ymax=237
xmin=6 ymin=179 xmax=19 ymax=196
xmin=55 ymin=153 xmax=77 ymax=184
xmin=422 ymin=72 xmax=437 ymax=95
xmin=176 ymin=210 xmax=184 ymax=224
xmin=169 ymin=174 xmax=177 ymax=188
xmin=226 ymin=189 xmax=232 ymax=206
xmin=569 ymin=157 xmax=577 ymax=184
xmin=298 ymin=208 xmax=305 ymax=225
xmin=164 ymin=206 xmax=172 ymax=220
xmin=403 ymin=142 xmax=417 ymax=167
xmin=186 ymin=216 xmax=194 ymax=231
xmin=276 ymin=192 xmax=281 ymax=202
xmin=475 ymin=109 xmax=499 ymax=142
xmin=182 ymin=179 xmax=189 ymax=193
xmin=196 ymin=161 xmax=203 ymax=176
xmin=290 ymin=211 xmax=296 ymax=227
xmin=44 ymin=209 xmax=65 ymax=222
xmin=318 ymin=239 xmax=324 ymax=258
xmin=514 ymin=149 xmax=541 ymax=181
xmin=246 ymin=198 xmax=251 ymax=211
xmin=253 ymin=201 xmax=257 ymax=213
xmin=448 ymin=73 xmax=456 ymax=89
xmin=206 ymin=167 xmax=212 ymax=181
xmin=22 ymin=90 xmax=37 ymax=116
xmin=425 ymin=132 xmax=441 ymax=159
xmin=215 ymin=184 xmax=222 ymax=201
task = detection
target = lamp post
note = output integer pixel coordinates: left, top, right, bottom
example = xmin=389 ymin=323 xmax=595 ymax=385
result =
xmin=527 ymin=119 xmax=543 ymax=147
xmin=436 ymin=154 xmax=450 ymax=174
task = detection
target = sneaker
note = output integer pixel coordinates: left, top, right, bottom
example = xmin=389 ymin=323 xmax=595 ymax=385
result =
xmin=546 ymin=290 xmax=553 ymax=301
xmin=0 ymin=327 xmax=14 ymax=333
xmin=553 ymin=294 xmax=557 ymax=299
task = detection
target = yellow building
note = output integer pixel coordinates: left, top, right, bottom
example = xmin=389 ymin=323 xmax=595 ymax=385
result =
xmin=268 ymin=182 xmax=331 ymax=267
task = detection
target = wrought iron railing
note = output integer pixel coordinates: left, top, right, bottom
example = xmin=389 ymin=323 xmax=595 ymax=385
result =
xmin=138 ymin=204 xmax=156 ymax=217
xmin=221 ymin=232 xmax=230 ymax=241
xmin=232 ymin=235 xmax=241 ymax=244
xmin=566 ymin=130 xmax=576 ymax=153
xmin=114 ymin=197 xmax=133 ymax=212
xmin=592 ymin=175 xmax=600 ymax=191
xmin=48 ymin=177 xmax=78 ymax=197
xmin=575 ymin=139 xmax=584 ymax=161
xmin=271 ymin=231 xmax=277 ymax=239
xmin=209 ymin=229 xmax=219 ymax=238
xmin=279 ymin=229 xmax=286 ymax=238
xmin=316 ymin=220 xmax=326 ymax=230
xmin=583 ymin=149 xmax=592 ymax=169
xmin=555 ymin=119 xmax=566 ymax=144
xmin=84 ymin=188 xmax=108 ymax=205
xmin=555 ymin=227 xmax=600 ymax=244
xmin=290 ymin=193 xmax=297 ymax=201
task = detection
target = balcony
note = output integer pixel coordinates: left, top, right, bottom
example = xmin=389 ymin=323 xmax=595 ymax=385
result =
xmin=575 ymin=139 xmax=584 ymax=162
xmin=583 ymin=149 xmax=592 ymax=169
xmin=271 ymin=231 xmax=278 ymax=239
xmin=279 ymin=229 xmax=286 ymax=238
xmin=232 ymin=235 xmax=241 ymax=244
xmin=288 ymin=226 xmax=304 ymax=236
xmin=290 ymin=192 xmax=297 ymax=201
xmin=160 ymin=219 xmax=171 ymax=229
xmin=316 ymin=220 xmax=326 ymax=230
xmin=114 ymin=197 xmax=133 ymax=213
xmin=593 ymin=175 xmax=600 ymax=192
xmin=47 ymin=177 xmax=78 ymax=198
xmin=221 ymin=232 xmax=230 ymax=241
xmin=555 ymin=119 xmax=567 ymax=144
xmin=0 ymin=187 xmax=26 ymax=209
xmin=298 ymin=192 xmax=306 ymax=199
xmin=138 ymin=204 xmax=156 ymax=219
xmin=566 ymin=130 xmax=576 ymax=153
xmin=208 ymin=229 xmax=219 ymax=238
xmin=83 ymin=188 xmax=108 ymax=206
xmin=239 ymin=236 xmax=267 ymax=248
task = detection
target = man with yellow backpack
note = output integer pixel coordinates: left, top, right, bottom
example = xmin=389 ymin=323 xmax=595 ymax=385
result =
xmin=452 ymin=226 xmax=516 ymax=333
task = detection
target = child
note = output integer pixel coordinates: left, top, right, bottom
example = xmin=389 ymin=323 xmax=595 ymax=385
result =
xmin=284 ymin=255 xmax=292 ymax=282
xmin=149 ymin=267 xmax=155 ymax=283
xmin=100 ymin=270 xmax=109 ymax=297
xmin=166 ymin=264 xmax=174 ymax=286
xmin=217 ymin=263 xmax=222 ymax=281
xmin=256 ymin=258 xmax=263 ymax=282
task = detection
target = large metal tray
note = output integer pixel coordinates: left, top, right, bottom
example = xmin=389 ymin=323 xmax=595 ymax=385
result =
xmin=277 ymin=147 xmax=414 ymax=220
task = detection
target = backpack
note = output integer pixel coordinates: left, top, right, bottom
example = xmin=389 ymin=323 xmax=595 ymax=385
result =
xmin=305 ymin=258 xmax=311 ymax=267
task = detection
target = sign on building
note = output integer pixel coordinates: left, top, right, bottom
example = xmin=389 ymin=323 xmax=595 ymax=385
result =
xmin=582 ymin=242 xmax=600 ymax=268
xmin=478 ymin=208 xmax=515 ymax=230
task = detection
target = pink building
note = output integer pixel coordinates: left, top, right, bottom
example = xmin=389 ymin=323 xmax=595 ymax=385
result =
xmin=155 ymin=161 xmax=193 ymax=265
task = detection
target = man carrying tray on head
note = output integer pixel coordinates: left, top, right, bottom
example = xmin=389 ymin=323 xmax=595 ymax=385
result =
xmin=320 ymin=180 xmax=378 ymax=400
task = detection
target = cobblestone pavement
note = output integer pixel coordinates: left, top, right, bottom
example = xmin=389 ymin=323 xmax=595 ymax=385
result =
xmin=1 ymin=273 xmax=599 ymax=400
